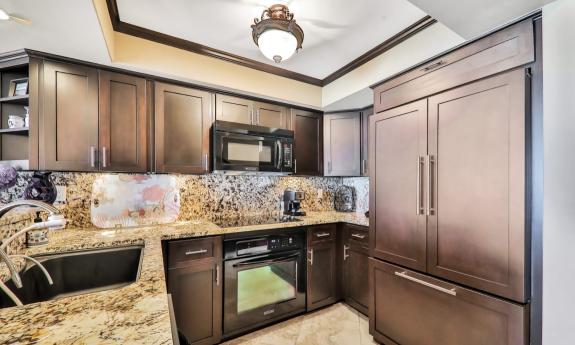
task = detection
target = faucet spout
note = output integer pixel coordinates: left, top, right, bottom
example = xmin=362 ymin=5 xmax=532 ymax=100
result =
xmin=0 ymin=247 xmax=22 ymax=288
xmin=0 ymin=200 xmax=60 ymax=219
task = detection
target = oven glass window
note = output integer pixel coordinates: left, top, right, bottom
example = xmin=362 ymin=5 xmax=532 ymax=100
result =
xmin=237 ymin=261 xmax=297 ymax=314
xmin=227 ymin=141 xmax=272 ymax=163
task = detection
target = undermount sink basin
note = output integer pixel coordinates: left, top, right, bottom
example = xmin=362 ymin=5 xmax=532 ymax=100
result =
xmin=0 ymin=245 xmax=144 ymax=309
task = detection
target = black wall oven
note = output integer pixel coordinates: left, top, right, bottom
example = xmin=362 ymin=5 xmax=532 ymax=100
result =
xmin=223 ymin=228 xmax=306 ymax=337
xmin=213 ymin=120 xmax=294 ymax=174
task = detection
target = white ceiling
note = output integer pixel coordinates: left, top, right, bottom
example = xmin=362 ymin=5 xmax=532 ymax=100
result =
xmin=408 ymin=0 xmax=554 ymax=39
xmin=116 ymin=0 xmax=428 ymax=79
xmin=0 ymin=0 xmax=110 ymax=64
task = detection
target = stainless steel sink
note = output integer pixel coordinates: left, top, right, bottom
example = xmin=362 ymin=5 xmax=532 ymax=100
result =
xmin=0 ymin=245 xmax=143 ymax=309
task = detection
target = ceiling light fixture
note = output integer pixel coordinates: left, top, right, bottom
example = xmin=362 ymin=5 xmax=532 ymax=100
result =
xmin=0 ymin=9 xmax=10 ymax=21
xmin=251 ymin=4 xmax=304 ymax=63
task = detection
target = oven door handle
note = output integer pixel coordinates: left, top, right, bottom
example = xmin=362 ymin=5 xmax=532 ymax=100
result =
xmin=232 ymin=253 xmax=300 ymax=268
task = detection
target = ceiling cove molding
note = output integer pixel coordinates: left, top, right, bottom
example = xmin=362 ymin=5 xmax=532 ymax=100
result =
xmin=105 ymin=0 xmax=436 ymax=86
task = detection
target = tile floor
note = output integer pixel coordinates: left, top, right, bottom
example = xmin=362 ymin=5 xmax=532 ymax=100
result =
xmin=222 ymin=303 xmax=378 ymax=345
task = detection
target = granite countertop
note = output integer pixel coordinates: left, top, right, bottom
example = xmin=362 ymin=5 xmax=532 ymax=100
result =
xmin=0 ymin=211 xmax=368 ymax=345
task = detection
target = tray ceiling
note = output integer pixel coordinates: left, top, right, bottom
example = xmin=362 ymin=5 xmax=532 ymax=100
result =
xmin=115 ymin=0 xmax=428 ymax=80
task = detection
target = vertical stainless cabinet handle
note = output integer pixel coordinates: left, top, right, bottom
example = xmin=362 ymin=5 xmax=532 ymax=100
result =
xmin=90 ymin=146 xmax=97 ymax=168
xmin=344 ymin=245 xmax=349 ymax=261
xmin=203 ymin=154 xmax=209 ymax=171
xmin=328 ymin=161 xmax=332 ymax=174
xmin=427 ymin=155 xmax=435 ymax=215
xmin=102 ymin=147 xmax=108 ymax=169
xmin=215 ymin=264 xmax=220 ymax=286
xmin=294 ymin=159 xmax=297 ymax=174
xmin=250 ymin=109 xmax=255 ymax=125
xmin=308 ymin=249 xmax=314 ymax=265
xmin=416 ymin=156 xmax=424 ymax=215
xmin=362 ymin=159 xmax=367 ymax=175
xmin=256 ymin=109 xmax=260 ymax=124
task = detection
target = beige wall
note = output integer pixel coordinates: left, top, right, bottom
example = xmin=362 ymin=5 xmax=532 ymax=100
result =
xmin=321 ymin=23 xmax=464 ymax=107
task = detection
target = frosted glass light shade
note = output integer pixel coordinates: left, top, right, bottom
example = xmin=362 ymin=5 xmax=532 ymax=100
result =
xmin=0 ymin=10 xmax=10 ymax=21
xmin=258 ymin=29 xmax=298 ymax=63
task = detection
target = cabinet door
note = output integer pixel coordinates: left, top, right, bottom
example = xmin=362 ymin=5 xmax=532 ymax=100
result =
xmin=291 ymin=109 xmax=322 ymax=176
xmin=427 ymin=69 xmax=527 ymax=302
xmin=254 ymin=101 xmax=288 ymax=129
xmin=168 ymin=261 xmax=222 ymax=345
xmin=155 ymin=83 xmax=213 ymax=174
xmin=324 ymin=112 xmax=361 ymax=176
xmin=99 ymin=71 xmax=148 ymax=172
xmin=215 ymin=94 xmax=253 ymax=125
xmin=369 ymin=100 xmax=428 ymax=271
xmin=360 ymin=107 xmax=373 ymax=176
xmin=369 ymin=259 xmax=527 ymax=345
xmin=307 ymin=241 xmax=337 ymax=311
xmin=343 ymin=246 xmax=369 ymax=315
xmin=41 ymin=61 xmax=99 ymax=171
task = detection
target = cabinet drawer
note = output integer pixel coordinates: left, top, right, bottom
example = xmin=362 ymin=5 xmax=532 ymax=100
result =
xmin=168 ymin=237 xmax=218 ymax=268
xmin=369 ymin=259 xmax=528 ymax=345
xmin=373 ymin=19 xmax=534 ymax=113
xmin=345 ymin=224 xmax=369 ymax=248
xmin=308 ymin=224 xmax=336 ymax=244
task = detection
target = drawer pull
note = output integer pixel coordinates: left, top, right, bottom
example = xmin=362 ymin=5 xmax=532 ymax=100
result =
xmin=421 ymin=60 xmax=447 ymax=72
xmin=315 ymin=232 xmax=331 ymax=238
xmin=185 ymin=249 xmax=208 ymax=256
xmin=351 ymin=233 xmax=366 ymax=240
xmin=394 ymin=271 xmax=457 ymax=296
xmin=308 ymin=249 xmax=314 ymax=265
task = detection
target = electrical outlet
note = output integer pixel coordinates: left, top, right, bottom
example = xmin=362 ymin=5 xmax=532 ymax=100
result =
xmin=55 ymin=185 xmax=67 ymax=204
xmin=317 ymin=189 xmax=323 ymax=199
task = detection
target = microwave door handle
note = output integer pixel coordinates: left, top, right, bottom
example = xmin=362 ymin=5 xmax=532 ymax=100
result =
xmin=232 ymin=253 xmax=300 ymax=267
xmin=277 ymin=141 xmax=282 ymax=170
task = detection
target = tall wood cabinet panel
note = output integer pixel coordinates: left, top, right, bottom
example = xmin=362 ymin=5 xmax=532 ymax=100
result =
xmin=291 ymin=109 xmax=322 ymax=176
xmin=324 ymin=112 xmax=361 ymax=176
xmin=155 ymin=83 xmax=213 ymax=174
xmin=99 ymin=71 xmax=148 ymax=172
xmin=427 ymin=69 xmax=527 ymax=302
xmin=215 ymin=94 xmax=253 ymax=125
xmin=369 ymin=99 xmax=428 ymax=271
xmin=40 ymin=61 xmax=99 ymax=171
xmin=369 ymin=259 xmax=528 ymax=345
xmin=360 ymin=107 xmax=373 ymax=176
xmin=342 ymin=224 xmax=370 ymax=315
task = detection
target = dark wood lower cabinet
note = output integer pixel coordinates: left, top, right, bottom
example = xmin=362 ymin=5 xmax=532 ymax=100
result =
xmin=167 ymin=237 xmax=222 ymax=345
xmin=369 ymin=259 xmax=528 ymax=345
xmin=307 ymin=224 xmax=338 ymax=311
xmin=342 ymin=224 xmax=369 ymax=315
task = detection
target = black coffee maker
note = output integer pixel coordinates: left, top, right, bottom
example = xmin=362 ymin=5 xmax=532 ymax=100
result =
xmin=283 ymin=188 xmax=306 ymax=216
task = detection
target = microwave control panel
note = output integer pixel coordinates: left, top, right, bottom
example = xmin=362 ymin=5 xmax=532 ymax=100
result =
xmin=283 ymin=142 xmax=293 ymax=168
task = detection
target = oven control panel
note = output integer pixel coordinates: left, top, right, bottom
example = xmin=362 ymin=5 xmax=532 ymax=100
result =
xmin=235 ymin=234 xmax=300 ymax=256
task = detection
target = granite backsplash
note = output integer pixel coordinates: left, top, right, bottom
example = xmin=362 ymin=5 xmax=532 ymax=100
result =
xmin=0 ymin=172 xmax=369 ymax=229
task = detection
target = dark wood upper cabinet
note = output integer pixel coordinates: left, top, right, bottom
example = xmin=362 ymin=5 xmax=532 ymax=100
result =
xmin=307 ymin=224 xmax=338 ymax=311
xmin=155 ymin=83 xmax=213 ymax=174
xmin=99 ymin=71 xmax=148 ymax=172
xmin=427 ymin=69 xmax=527 ymax=303
xmin=40 ymin=61 xmax=99 ymax=171
xmin=373 ymin=19 xmax=534 ymax=113
xmin=369 ymin=259 xmax=528 ymax=345
xmin=323 ymin=112 xmax=361 ymax=176
xmin=167 ymin=237 xmax=222 ymax=345
xmin=369 ymin=99 xmax=428 ymax=271
xmin=291 ymin=109 xmax=322 ymax=176
xmin=360 ymin=107 xmax=373 ymax=176
xmin=215 ymin=94 xmax=253 ymax=125
xmin=253 ymin=101 xmax=288 ymax=129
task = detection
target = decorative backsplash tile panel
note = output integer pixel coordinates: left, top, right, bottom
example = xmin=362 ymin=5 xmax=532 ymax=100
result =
xmin=91 ymin=174 xmax=180 ymax=228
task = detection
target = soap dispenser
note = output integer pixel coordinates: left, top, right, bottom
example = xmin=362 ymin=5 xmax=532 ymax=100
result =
xmin=26 ymin=212 xmax=49 ymax=247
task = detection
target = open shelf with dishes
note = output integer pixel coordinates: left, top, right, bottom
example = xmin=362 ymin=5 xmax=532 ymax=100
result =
xmin=0 ymin=59 xmax=30 ymax=170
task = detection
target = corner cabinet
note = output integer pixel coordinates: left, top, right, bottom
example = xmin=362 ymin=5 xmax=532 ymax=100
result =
xmin=40 ymin=61 xmax=149 ymax=172
xmin=342 ymin=224 xmax=369 ymax=315
xmin=323 ymin=112 xmax=361 ymax=176
xmin=291 ymin=109 xmax=322 ymax=176
xmin=155 ymin=83 xmax=213 ymax=174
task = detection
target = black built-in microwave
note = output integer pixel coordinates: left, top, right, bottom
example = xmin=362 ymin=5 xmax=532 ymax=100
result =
xmin=213 ymin=120 xmax=294 ymax=174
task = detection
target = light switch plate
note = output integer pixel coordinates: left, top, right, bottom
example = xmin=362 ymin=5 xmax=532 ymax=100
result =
xmin=55 ymin=185 xmax=67 ymax=204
